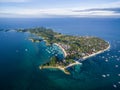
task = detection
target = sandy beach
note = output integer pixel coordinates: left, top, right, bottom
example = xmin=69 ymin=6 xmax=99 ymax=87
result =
xmin=55 ymin=42 xmax=110 ymax=61
xmin=55 ymin=42 xmax=110 ymax=65
xmin=83 ymin=43 xmax=110 ymax=60
xmin=65 ymin=61 xmax=82 ymax=68
xmin=54 ymin=43 xmax=67 ymax=57
xmin=40 ymin=43 xmax=82 ymax=75
xmin=40 ymin=66 xmax=70 ymax=75
xmin=41 ymin=42 xmax=110 ymax=75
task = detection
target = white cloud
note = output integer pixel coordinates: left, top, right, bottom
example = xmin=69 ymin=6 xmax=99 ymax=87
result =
xmin=0 ymin=8 xmax=120 ymax=18
xmin=0 ymin=1 xmax=120 ymax=18
xmin=71 ymin=1 xmax=120 ymax=11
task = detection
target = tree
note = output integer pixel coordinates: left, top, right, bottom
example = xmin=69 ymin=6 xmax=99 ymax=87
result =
xmin=50 ymin=56 xmax=57 ymax=66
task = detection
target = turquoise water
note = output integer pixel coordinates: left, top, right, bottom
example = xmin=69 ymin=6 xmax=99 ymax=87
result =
xmin=0 ymin=18 xmax=120 ymax=90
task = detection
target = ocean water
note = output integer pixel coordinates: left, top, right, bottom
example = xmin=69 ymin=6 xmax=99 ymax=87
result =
xmin=0 ymin=18 xmax=120 ymax=90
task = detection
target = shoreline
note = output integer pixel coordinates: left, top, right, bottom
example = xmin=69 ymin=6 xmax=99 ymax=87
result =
xmin=65 ymin=61 xmax=82 ymax=68
xmin=82 ymin=43 xmax=110 ymax=60
xmin=54 ymin=42 xmax=110 ymax=61
xmin=40 ymin=66 xmax=70 ymax=75
xmin=40 ymin=42 xmax=110 ymax=75
xmin=54 ymin=43 xmax=67 ymax=57
xmin=40 ymin=61 xmax=82 ymax=75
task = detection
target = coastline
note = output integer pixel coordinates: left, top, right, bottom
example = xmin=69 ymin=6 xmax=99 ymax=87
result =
xmin=54 ymin=42 xmax=110 ymax=61
xmin=82 ymin=43 xmax=110 ymax=60
xmin=65 ymin=61 xmax=82 ymax=68
xmin=40 ymin=61 xmax=82 ymax=75
xmin=39 ymin=66 xmax=70 ymax=75
xmin=54 ymin=43 xmax=67 ymax=57
xmin=40 ymin=42 xmax=110 ymax=75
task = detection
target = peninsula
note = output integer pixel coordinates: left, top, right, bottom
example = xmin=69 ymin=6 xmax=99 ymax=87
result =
xmin=17 ymin=27 xmax=110 ymax=74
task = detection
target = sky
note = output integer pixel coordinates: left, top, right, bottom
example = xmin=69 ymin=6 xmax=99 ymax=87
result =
xmin=0 ymin=0 xmax=120 ymax=18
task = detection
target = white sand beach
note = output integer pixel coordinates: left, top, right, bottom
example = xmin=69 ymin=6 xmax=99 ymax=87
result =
xmin=54 ymin=43 xmax=67 ymax=57
xmin=83 ymin=43 xmax=110 ymax=60
xmin=40 ymin=66 xmax=70 ymax=75
xmin=41 ymin=42 xmax=110 ymax=75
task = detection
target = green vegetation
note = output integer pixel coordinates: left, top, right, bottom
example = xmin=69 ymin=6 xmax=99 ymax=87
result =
xmin=18 ymin=27 xmax=109 ymax=69
xmin=41 ymin=56 xmax=73 ymax=67
xmin=49 ymin=56 xmax=57 ymax=66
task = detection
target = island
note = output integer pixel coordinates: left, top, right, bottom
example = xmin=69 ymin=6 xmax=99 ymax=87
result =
xmin=17 ymin=27 xmax=110 ymax=74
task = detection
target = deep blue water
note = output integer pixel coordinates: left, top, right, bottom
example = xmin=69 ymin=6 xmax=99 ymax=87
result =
xmin=0 ymin=18 xmax=120 ymax=90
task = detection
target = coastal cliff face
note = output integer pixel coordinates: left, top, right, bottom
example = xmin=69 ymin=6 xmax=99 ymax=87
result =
xmin=18 ymin=27 xmax=110 ymax=74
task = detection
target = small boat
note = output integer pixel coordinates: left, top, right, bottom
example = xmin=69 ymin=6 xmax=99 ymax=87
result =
xmin=102 ymin=75 xmax=106 ymax=78
xmin=113 ymin=84 xmax=117 ymax=88
xmin=115 ymin=65 xmax=119 ymax=68
xmin=25 ymin=49 xmax=28 ymax=51
xmin=106 ymin=74 xmax=110 ymax=77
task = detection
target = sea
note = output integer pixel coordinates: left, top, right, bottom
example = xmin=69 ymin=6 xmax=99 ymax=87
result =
xmin=0 ymin=18 xmax=120 ymax=90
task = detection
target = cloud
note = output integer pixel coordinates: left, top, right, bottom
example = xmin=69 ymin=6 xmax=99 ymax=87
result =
xmin=73 ymin=7 xmax=120 ymax=14
xmin=0 ymin=0 xmax=29 ymax=3
xmin=1 ymin=1 xmax=120 ymax=18
xmin=0 ymin=8 xmax=120 ymax=18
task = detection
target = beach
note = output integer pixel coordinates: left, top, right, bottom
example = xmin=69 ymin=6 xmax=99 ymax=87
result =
xmin=54 ymin=43 xmax=67 ymax=57
xmin=65 ymin=61 xmax=82 ymax=68
xmin=40 ymin=66 xmax=70 ymax=75
xmin=55 ymin=42 xmax=110 ymax=61
xmin=40 ymin=61 xmax=82 ymax=75
xmin=40 ymin=42 xmax=110 ymax=75
xmin=83 ymin=43 xmax=110 ymax=60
